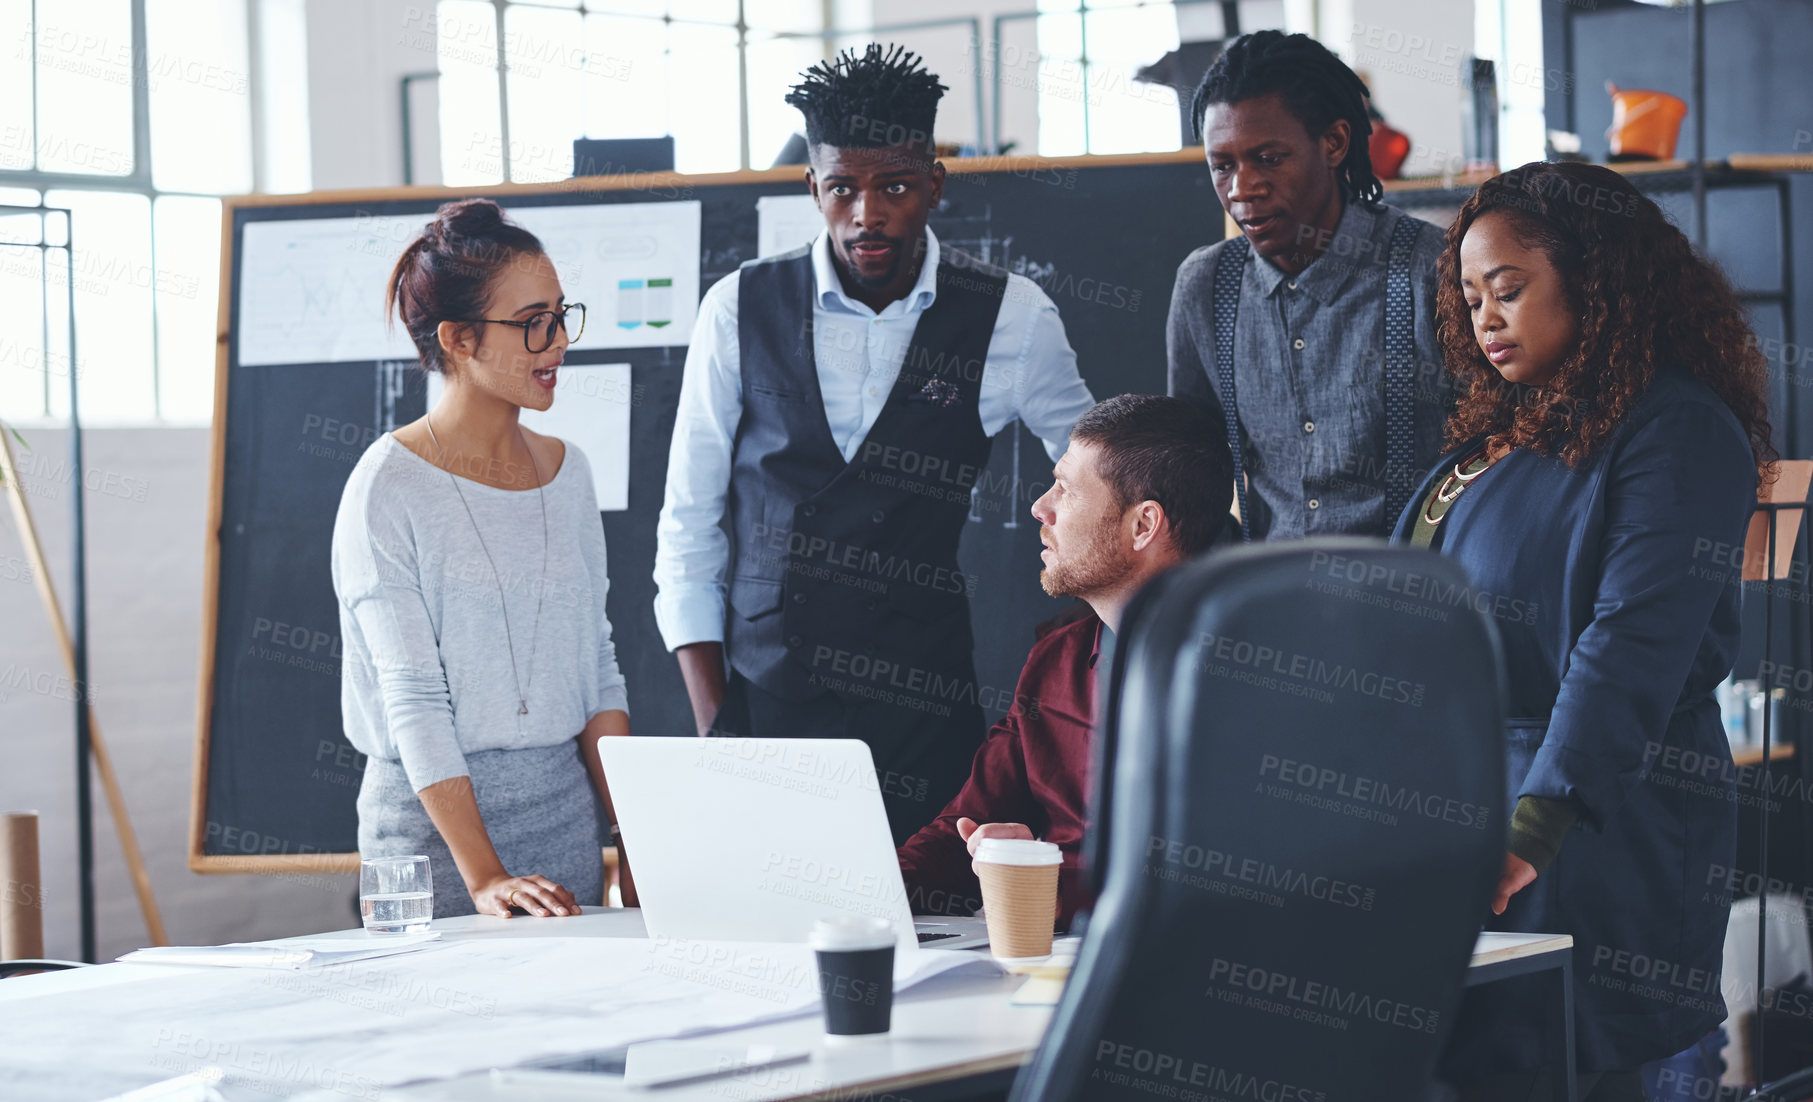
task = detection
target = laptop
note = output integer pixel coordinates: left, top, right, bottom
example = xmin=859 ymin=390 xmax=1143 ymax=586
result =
xmin=597 ymin=738 xmax=990 ymax=951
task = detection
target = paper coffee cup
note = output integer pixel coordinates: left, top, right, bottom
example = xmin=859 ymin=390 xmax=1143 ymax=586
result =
xmin=974 ymin=838 xmax=1061 ymax=959
xmin=809 ymin=916 xmax=895 ymax=1036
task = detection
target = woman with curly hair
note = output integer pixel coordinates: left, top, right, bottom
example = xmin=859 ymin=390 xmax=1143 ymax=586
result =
xmin=1392 ymin=161 xmax=1775 ymax=1100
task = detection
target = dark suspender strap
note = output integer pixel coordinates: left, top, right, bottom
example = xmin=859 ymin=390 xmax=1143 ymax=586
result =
xmin=1383 ymin=215 xmax=1421 ymax=525
xmin=1211 ymin=235 xmax=1252 ymax=542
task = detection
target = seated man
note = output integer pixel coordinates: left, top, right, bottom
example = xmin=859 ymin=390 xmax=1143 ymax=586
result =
xmin=898 ymin=393 xmax=1233 ymax=926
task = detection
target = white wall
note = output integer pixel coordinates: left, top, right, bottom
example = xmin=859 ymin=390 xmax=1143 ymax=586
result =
xmin=305 ymin=0 xmax=443 ymax=188
xmin=1340 ymin=0 xmax=1474 ymax=179
xmin=0 ymin=1 xmax=448 ymax=963
xmin=0 ymin=428 xmax=357 ymax=963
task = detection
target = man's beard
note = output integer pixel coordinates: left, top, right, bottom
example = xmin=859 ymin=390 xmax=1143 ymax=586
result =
xmin=1039 ymin=518 xmax=1127 ymax=599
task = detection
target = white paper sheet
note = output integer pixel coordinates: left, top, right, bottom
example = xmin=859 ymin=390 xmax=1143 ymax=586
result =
xmin=0 ymin=937 xmax=998 ymax=1102
xmin=117 ymin=932 xmax=444 ymax=970
xmin=507 ymin=201 xmax=701 ymax=348
xmin=756 ymin=194 xmax=824 ymax=258
xmin=425 ymin=364 xmax=631 ymax=511
xmin=238 ymin=215 xmax=425 ymax=367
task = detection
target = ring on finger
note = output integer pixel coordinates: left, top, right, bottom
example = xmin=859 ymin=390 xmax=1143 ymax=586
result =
xmin=507 ymin=888 xmax=519 ymax=908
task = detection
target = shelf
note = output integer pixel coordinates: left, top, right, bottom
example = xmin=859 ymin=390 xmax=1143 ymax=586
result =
xmin=1732 ymin=742 xmax=1798 ymax=768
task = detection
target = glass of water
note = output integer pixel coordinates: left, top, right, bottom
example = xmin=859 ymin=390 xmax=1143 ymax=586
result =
xmin=360 ymin=855 xmax=432 ymax=933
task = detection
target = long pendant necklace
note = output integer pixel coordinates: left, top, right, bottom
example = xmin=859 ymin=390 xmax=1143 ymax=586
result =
xmin=425 ymin=413 xmax=548 ymax=718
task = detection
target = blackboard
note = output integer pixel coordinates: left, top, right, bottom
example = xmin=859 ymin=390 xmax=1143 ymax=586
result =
xmin=189 ymin=150 xmax=1222 ymax=872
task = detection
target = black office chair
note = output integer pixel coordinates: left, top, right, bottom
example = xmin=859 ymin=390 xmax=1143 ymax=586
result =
xmin=0 ymin=959 xmax=87 ymax=978
xmin=1014 ymin=540 xmax=1507 ymax=1102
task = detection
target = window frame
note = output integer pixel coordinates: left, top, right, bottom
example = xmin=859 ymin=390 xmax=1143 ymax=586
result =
xmin=0 ymin=0 xmax=253 ymax=423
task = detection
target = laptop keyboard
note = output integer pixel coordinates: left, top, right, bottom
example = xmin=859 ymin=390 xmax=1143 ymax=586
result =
xmin=915 ymin=931 xmax=960 ymax=943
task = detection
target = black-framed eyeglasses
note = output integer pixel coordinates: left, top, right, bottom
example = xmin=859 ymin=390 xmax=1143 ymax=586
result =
xmin=460 ymin=302 xmax=586 ymax=353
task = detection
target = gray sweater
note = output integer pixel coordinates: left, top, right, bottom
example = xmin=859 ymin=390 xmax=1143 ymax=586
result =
xmin=331 ymin=434 xmax=629 ymax=791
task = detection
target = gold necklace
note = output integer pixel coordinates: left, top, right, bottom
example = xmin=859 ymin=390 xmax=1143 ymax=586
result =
xmin=1423 ymin=447 xmax=1498 ymax=526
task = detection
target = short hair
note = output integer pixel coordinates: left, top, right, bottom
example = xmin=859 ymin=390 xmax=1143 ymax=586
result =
xmin=785 ymin=43 xmax=946 ymax=158
xmin=386 ymin=198 xmax=544 ymax=374
xmin=1190 ymin=30 xmax=1382 ymax=205
xmin=1068 ymin=394 xmax=1234 ymax=556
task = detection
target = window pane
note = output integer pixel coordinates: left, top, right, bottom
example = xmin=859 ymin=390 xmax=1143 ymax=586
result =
xmin=0 ymin=225 xmax=47 ymax=419
xmin=439 ymin=0 xmax=505 ymax=184
xmin=1083 ymin=6 xmax=1179 ymax=155
xmin=668 ymin=22 xmax=740 ymax=172
xmin=745 ymin=35 xmax=820 ymax=167
xmin=153 ymin=196 xmax=219 ymax=423
xmin=668 ymin=0 xmax=737 ymax=26
xmin=589 ymin=0 xmax=665 ymax=18
xmin=745 ymin=0 xmax=817 ymax=34
xmin=582 ymin=15 xmax=669 ymax=146
xmin=506 ymin=5 xmax=584 ymax=182
xmin=1036 ymin=14 xmax=1085 ymax=157
xmin=34 ymin=0 xmax=135 ymax=175
xmin=44 ymin=190 xmax=155 ymax=421
xmin=147 ymin=0 xmax=253 ymax=193
xmin=254 ymin=0 xmax=311 ymax=192
xmin=0 ymin=0 xmax=32 ymax=169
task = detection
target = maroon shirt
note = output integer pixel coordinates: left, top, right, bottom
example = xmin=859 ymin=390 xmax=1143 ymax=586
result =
xmin=897 ymin=612 xmax=1103 ymax=926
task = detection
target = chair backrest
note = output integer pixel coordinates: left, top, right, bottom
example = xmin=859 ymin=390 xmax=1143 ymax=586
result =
xmin=1014 ymin=540 xmax=1506 ymax=1102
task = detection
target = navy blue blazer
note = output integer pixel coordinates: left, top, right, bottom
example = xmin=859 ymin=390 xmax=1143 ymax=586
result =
xmin=1393 ymin=365 xmax=1755 ymax=1073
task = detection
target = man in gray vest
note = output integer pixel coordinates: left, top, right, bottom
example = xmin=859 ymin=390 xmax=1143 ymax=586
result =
xmin=654 ymin=44 xmax=1095 ymax=842
xmin=1168 ymin=31 xmax=1454 ymax=541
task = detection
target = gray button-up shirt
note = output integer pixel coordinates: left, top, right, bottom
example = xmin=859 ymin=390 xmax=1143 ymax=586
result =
xmin=1167 ymin=200 xmax=1454 ymax=540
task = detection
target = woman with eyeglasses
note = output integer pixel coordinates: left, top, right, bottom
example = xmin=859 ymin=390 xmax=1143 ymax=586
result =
xmin=331 ymin=198 xmax=635 ymax=919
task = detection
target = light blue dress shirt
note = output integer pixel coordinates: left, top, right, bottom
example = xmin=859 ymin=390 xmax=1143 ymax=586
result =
xmin=654 ymin=227 xmax=1096 ymax=651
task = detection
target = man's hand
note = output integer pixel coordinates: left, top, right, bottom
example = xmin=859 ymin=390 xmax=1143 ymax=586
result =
xmin=1491 ymin=852 xmax=1538 ymax=915
xmin=956 ymin=817 xmax=1034 ymax=857
xmin=675 ymin=642 xmax=728 ymax=735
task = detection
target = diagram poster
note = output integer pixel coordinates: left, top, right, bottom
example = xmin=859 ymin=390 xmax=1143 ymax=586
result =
xmin=756 ymin=193 xmax=823 ymax=259
xmin=238 ymin=215 xmax=425 ymax=367
xmin=509 ymin=200 xmax=701 ymax=350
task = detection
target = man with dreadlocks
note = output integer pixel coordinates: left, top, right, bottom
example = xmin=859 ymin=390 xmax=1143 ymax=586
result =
xmin=1168 ymin=30 xmax=1453 ymax=542
xmin=654 ymin=44 xmax=1094 ymax=844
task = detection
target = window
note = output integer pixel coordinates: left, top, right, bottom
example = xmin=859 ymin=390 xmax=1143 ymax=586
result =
xmin=1029 ymin=0 xmax=1181 ymax=157
xmin=446 ymin=0 xmax=1187 ymax=183
xmin=1475 ymin=0 xmax=1547 ymax=170
xmin=0 ymin=0 xmax=255 ymax=425
xmin=443 ymin=0 xmax=823 ymax=182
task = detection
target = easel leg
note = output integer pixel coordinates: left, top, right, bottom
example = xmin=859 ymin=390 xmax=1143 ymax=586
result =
xmin=0 ymin=429 xmax=167 ymax=946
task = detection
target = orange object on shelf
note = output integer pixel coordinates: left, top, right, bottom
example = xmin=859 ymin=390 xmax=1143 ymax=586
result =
xmin=1606 ymin=82 xmax=1688 ymax=161
xmin=1370 ymin=119 xmax=1412 ymax=180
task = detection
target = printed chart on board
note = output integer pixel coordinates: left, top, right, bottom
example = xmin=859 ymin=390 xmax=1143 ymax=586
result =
xmin=238 ymin=214 xmax=427 ymax=366
xmin=508 ymin=200 xmax=701 ymax=348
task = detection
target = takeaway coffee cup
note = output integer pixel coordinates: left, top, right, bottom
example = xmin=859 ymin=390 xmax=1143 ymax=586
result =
xmin=808 ymin=916 xmax=896 ymax=1036
xmin=974 ymin=838 xmax=1062 ymax=959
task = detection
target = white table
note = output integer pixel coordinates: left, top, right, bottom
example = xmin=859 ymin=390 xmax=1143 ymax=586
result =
xmin=0 ymin=914 xmax=1573 ymax=1102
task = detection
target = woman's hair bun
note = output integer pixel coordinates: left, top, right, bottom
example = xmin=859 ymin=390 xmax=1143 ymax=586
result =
xmin=388 ymin=198 xmax=547 ymax=375
xmin=429 ymin=197 xmax=507 ymax=242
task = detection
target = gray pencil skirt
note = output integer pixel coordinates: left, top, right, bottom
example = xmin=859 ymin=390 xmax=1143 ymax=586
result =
xmin=357 ymin=740 xmax=605 ymax=918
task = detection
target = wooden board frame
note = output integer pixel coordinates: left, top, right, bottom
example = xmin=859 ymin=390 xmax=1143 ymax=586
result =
xmin=187 ymin=147 xmax=1206 ymax=874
